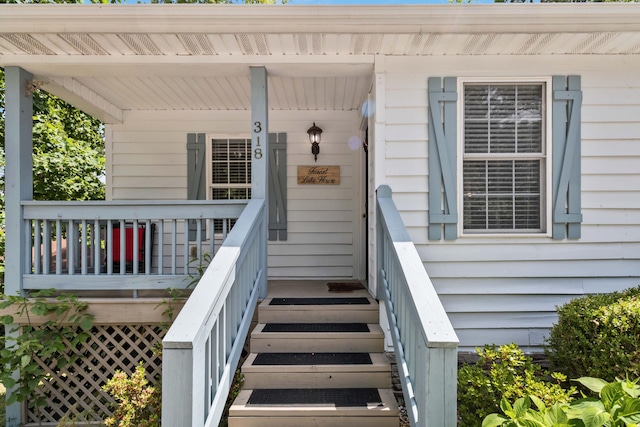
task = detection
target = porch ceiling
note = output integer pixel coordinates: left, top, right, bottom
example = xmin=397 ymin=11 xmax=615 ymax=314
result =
xmin=1 ymin=4 xmax=639 ymax=122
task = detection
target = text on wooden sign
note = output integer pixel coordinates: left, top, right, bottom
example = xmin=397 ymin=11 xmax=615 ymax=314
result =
xmin=297 ymin=166 xmax=340 ymax=185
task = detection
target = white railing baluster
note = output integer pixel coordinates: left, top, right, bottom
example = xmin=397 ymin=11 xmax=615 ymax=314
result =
xmin=183 ymin=219 xmax=189 ymax=275
xmin=132 ymin=219 xmax=139 ymax=276
xmin=55 ymin=220 xmax=62 ymax=275
xmin=171 ymin=220 xmax=177 ymax=276
xmin=145 ymin=220 xmax=152 ymax=275
xmin=43 ymin=220 xmax=52 ymax=275
xmin=94 ymin=220 xmax=101 ymax=275
xmin=376 ymin=185 xmax=458 ymax=427
xmin=196 ymin=220 xmax=202 ymax=264
xmin=81 ymin=220 xmax=88 ymax=276
xmin=158 ymin=220 xmax=164 ymax=275
xmin=119 ymin=220 xmax=125 ymax=275
xmin=209 ymin=219 xmax=215 ymax=259
xmin=162 ymin=199 xmax=266 ymax=427
xmin=68 ymin=220 xmax=75 ymax=275
xmin=34 ymin=220 xmax=41 ymax=275
xmin=106 ymin=221 xmax=113 ymax=275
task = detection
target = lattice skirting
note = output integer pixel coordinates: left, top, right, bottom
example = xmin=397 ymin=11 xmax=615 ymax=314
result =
xmin=26 ymin=324 xmax=165 ymax=424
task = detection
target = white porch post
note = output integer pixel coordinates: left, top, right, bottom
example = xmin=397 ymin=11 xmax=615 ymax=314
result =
xmin=250 ymin=66 xmax=268 ymax=298
xmin=4 ymin=66 xmax=33 ymax=427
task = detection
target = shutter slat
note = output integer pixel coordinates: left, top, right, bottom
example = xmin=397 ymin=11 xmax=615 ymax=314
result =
xmin=428 ymin=77 xmax=458 ymax=240
xmin=269 ymin=133 xmax=287 ymax=241
xmin=187 ymin=133 xmax=206 ymax=241
xmin=552 ymin=76 xmax=583 ymax=239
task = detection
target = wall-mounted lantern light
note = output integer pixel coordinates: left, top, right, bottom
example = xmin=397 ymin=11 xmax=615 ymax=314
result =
xmin=307 ymin=122 xmax=323 ymax=162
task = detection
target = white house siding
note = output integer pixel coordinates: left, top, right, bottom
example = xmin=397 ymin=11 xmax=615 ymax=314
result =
xmin=381 ymin=55 xmax=640 ymax=351
xmin=107 ymin=109 xmax=365 ymax=280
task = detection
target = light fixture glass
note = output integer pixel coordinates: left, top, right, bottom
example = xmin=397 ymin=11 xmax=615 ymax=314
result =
xmin=307 ymin=122 xmax=322 ymax=162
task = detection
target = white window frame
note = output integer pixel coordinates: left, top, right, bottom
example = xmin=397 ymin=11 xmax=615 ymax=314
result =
xmin=205 ymin=134 xmax=252 ymax=202
xmin=457 ymin=77 xmax=553 ymax=238
xmin=205 ymin=134 xmax=252 ymax=236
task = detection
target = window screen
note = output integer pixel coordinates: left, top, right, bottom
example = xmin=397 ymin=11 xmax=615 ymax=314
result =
xmin=462 ymin=83 xmax=545 ymax=233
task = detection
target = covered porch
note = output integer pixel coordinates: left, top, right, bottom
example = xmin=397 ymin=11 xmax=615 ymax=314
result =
xmin=1 ymin=5 xmax=460 ymax=426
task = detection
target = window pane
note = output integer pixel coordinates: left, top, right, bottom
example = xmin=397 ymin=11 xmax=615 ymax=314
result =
xmin=464 ymin=84 xmax=543 ymax=155
xmin=463 ymin=195 xmax=487 ymax=230
xmin=487 ymin=160 xmax=513 ymax=194
xmin=464 ymin=85 xmax=489 ymax=119
xmin=514 ymin=196 xmax=540 ymax=229
xmin=487 ymin=196 xmax=514 ymax=229
xmin=489 ymin=86 xmax=516 ymax=119
xmin=464 ymin=121 xmax=489 ymax=153
xmin=210 ymin=138 xmax=251 ymax=200
xmin=463 ymin=159 xmax=541 ymax=232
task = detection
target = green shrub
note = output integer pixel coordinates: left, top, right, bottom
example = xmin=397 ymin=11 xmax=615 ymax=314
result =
xmin=545 ymin=285 xmax=640 ymax=381
xmin=483 ymin=377 xmax=640 ymax=427
xmin=458 ymin=344 xmax=575 ymax=427
xmin=102 ymin=363 xmax=161 ymax=427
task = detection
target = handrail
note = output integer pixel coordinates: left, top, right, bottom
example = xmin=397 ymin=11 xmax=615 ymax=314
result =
xmin=21 ymin=200 xmax=247 ymax=293
xmin=161 ymin=198 xmax=267 ymax=427
xmin=376 ymin=185 xmax=459 ymax=427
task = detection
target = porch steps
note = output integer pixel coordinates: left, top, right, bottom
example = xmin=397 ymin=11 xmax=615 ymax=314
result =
xmin=229 ymin=289 xmax=399 ymax=427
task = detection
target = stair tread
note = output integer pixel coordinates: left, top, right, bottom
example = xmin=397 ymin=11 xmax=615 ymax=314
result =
xmin=252 ymin=323 xmax=383 ymax=336
xmin=243 ymin=352 xmax=391 ymax=373
xmin=252 ymin=352 xmax=372 ymax=365
xmin=269 ymin=297 xmax=371 ymax=306
xmin=248 ymin=388 xmax=382 ymax=406
xmin=230 ymin=388 xmax=399 ymax=416
xmin=262 ymin=323 xmax=370 ymax=333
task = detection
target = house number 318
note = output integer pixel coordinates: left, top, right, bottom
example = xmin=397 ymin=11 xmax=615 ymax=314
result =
xmin=253 ymin=121 xmax=263 ymax=159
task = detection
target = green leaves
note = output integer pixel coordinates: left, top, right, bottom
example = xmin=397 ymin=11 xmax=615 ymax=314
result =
xmin=0 ymin=289 xmax=94 ymax=412
xmin=102 ymin=363 xmax=161 ymax=427
xmin=546 ymin=286 xmax=640 ymax=382
xmin=486 ymin=377 xmax=640 ymax=427
xmin=458 ymin=344 xmax=576 ymax=427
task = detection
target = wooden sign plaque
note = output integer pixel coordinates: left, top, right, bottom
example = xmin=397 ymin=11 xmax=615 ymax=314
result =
xmin=297 ymin=166 xmax=340 ymax=185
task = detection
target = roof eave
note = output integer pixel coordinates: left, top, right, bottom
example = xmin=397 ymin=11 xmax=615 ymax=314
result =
xmin=1 ymin=3 xmax=640 ymax=35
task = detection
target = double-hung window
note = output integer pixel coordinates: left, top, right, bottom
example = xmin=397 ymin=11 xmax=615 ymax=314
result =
xmin=208 ymin=137 xmax=251 ymax=233
xmin=461 ymin=80 xmax=550 ymax=235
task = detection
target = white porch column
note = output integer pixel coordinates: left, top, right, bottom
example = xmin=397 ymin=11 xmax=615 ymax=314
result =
xmin=4 ymin=66 xmax=33 ymax=427
xmin=250 ymin=66 xmax=268 ymax=297
xmin=4 ymin=66 xmax=33 ymax=297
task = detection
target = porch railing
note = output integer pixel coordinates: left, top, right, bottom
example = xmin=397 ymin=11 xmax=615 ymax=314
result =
xmin=21 ymin=200 xmax=247 ymax=294
xmin=161 ymin=198 xmax=267 ymax=427
xmin=376 ymin=185 xmax=459 ymax=427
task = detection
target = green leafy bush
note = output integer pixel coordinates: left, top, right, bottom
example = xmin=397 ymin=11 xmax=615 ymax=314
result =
xmin=483 ymin=377 xmax=640 ymax=427
xmin=458 ymin=344 xmax=575 ymax=427
xmin=102 ymin=363 xmax=161 ymax=427
xmin=545 ymin=285 xmax=640 ymax=381
xmin=0 ymin=290 xmax=94 ymax=411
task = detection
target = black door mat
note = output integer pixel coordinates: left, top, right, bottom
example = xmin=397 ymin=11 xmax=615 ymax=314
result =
xmin=247 ymin=388 xmax=382 ymax=407
xmin=253 ymin=352 xmax=373 ymax=365
xmin=262 ymin=323 xmax=370 ymax=333
xmin=269 ymin=297 xmax=370 ymax=306
xmin=327 ymin=282 xmax=366 ymax=293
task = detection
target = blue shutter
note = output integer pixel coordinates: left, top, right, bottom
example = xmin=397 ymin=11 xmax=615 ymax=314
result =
xmin=187 ymin=133 xmax=206 ymax=241
xmin=552 ymin=76 xmax=583 ymax=240
xmin=269 ymin=133 xmax=287 ymax=241
xmin=428 ymin=77 xmax=458 ymax=241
